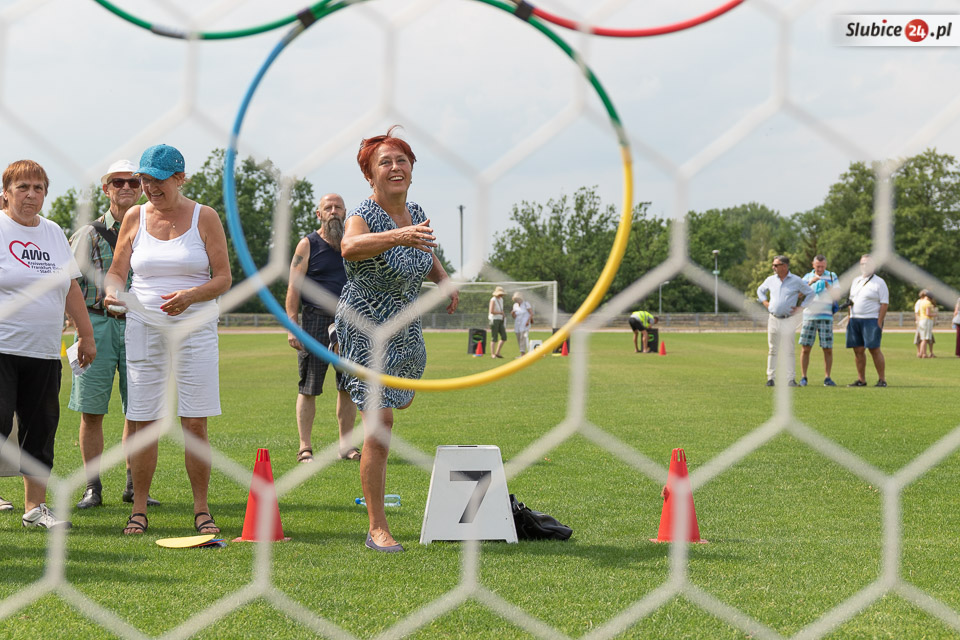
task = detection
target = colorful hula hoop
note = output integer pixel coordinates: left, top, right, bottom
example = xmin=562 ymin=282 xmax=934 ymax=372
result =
xmin=91 ymin=0 xmax=334 ymax=40
xmin=223 ymin=0 xmax=633 ymax=392
xmin=511 ymin=0 xmax=745 ymax=38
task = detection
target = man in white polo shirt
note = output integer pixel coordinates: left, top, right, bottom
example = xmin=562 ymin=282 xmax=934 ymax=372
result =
xmin=846 ymin=254 xmax=889 ymax=387
xmin=757 ymin=255 xmax=814 ymax=386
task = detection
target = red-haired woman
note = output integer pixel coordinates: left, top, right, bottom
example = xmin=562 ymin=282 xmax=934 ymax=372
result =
xmin=336 ymin=126 xmax=458 ymax=552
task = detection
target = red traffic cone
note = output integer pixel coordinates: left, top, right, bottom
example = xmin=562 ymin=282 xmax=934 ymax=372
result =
xmin=651 ymin=448 xmax=706 ymax=543
xmin=560 ymin=340 xmax=569 ymax=356
xmin=474 ymin=339 xmax=484 ymax=357
xmin=234 ymin=448 xmax=290 ymax=542
xmin=658 ymin=340 xmax=666 ymax=356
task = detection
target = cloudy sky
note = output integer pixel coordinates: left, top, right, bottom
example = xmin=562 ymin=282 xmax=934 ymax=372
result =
xmin=2 ymin=0 xmax=958 ymax=275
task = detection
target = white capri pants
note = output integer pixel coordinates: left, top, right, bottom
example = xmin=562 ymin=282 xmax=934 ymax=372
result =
xmin=125 ymin=317 xmax=221 ymax=421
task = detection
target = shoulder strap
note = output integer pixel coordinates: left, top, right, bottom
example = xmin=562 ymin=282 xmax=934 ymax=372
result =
xmin=90 ymin=219 xmax=118 ymax=250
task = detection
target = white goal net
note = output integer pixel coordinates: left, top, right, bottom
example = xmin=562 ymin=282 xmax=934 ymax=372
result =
xmin=1 ymin=1 xmax=959 ymax=639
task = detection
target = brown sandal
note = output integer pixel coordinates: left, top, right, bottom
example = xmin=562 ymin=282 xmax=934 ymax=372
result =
xmin=339 ymin=448 xmax=361 ymax=461
xmin=297 ymin=447 xmax=314 ymax=463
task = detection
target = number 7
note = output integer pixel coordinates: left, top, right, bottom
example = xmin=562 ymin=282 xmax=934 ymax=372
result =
xmin=450 ymin=470 xmax=491 ymax=523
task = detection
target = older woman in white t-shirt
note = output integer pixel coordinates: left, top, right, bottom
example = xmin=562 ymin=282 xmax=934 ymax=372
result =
xmin=0 ymin=160 xmax=96 ymax=529
xmin=104 ymin=145 xmax=231 ymax=537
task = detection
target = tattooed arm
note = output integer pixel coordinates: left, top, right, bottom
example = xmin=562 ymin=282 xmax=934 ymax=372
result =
xmin=285 ymin=237 xmax=311 ymax=350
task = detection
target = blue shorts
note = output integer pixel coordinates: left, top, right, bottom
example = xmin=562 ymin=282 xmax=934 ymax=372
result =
xmin=846 ymin=317 xmax=883 ymax=350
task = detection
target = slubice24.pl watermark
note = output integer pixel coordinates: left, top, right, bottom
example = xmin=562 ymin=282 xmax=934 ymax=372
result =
xmin=835 ymin=15 xmax=958 ymax=46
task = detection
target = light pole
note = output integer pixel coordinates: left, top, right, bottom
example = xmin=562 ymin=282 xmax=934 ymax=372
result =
xmin=658 ymin=280 xmax=670 ymax=316
xmin=712 ymin=250 xmax=720 ymax=315
xmin=458 ymin=205 xmax=464 ymax=275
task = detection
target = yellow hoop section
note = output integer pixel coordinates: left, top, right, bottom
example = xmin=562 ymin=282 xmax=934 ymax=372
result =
xmin=370 ymin=146 xmax=633 ymax=392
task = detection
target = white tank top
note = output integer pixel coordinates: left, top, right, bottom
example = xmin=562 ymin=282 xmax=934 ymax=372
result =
xmin=128 ymin=203 xmax=217 ymax=325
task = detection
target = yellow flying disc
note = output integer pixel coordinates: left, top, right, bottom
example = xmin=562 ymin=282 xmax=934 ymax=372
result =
xmin=156 ymin=534 xmax=216 ymax=549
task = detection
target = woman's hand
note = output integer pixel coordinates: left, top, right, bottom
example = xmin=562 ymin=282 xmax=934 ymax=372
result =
xmin=446 ymin=289 xmax=459 ymax=314
xmin=160 ymin=289 xmax=197 ymax=316
xmin=102 ymin=290 xmax=125 ymax=312
xmin=395 ymin=218 xmax=437 ymax=252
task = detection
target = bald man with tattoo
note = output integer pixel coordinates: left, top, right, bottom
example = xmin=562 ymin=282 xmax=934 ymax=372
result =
xmin=285 ymin=194 xmax=359 ymax=463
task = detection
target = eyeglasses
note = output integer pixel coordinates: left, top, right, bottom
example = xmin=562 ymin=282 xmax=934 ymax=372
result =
xmin=772 ymin=263 xmax=785 ymax=267
xmin=109 ymin=178 xmax=140 ymax=189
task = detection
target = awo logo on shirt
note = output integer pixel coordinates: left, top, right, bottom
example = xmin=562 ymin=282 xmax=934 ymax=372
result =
xmin=9 ymin=240 xmax=61 ymax=274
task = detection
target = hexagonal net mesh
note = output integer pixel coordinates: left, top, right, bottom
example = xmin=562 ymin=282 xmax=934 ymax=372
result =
xmin=1 ymin=1 xmax=959 ymax=638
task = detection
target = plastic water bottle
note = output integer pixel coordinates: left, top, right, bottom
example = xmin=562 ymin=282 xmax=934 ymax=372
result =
xmin=355 ymin=494 xmax=401 ymax=507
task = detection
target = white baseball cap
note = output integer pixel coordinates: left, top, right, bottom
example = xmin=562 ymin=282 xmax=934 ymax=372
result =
xmin=101 ymin=159 xmax=138 ymax=185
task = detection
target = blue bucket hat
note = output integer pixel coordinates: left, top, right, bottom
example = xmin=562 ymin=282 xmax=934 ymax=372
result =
xmin=136 ymin=144 xmax=185 ymax=180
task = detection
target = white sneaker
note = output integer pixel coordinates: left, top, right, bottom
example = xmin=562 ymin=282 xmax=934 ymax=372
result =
xmin=0 ymin=496 xmax=13 ymax=511
xmin=22 ymin=503 xmax=72 ymax=529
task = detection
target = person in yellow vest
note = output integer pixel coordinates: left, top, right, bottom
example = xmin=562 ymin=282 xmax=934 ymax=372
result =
xmin=629 ymin=310 xmax=658 ymax=353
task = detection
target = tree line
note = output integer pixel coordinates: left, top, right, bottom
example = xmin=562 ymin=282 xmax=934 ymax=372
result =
xmin=45 ymin=148 xmax=959 ymax=313
xmin=489 ymin=149 xmax=960 ymax=312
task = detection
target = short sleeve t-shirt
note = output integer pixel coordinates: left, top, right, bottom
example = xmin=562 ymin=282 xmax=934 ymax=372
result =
xmin=0 ymin=213 xmax=80 ymax=359
xmin=849 ymin=275 xmax=889 ymax=318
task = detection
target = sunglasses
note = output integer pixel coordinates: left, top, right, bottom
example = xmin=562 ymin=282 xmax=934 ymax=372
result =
xmin=772 ymin=263 xmax=786 ymax=267
xmin=109 ymin=178 xmax=141 ymax=189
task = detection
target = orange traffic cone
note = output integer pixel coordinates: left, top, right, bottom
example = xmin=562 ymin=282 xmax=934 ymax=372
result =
xmin=234 ymin=448 xmax=290 ymax=542
xmin=651 ymin=448 xmax=706 ymax=543
xmin=560 ymin=340 xmax=569 ymax=356
xmin=658 ymin=340 xmax=666 ymax=356
xmin=474 ymin=339 xmax=484 ymax=357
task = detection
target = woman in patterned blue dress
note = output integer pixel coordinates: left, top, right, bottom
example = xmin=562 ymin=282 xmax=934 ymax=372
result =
xmin=337 ymin=126 xmax=458 ymax=552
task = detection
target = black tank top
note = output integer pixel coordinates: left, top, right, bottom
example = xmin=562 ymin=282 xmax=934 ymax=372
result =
xmin=303 ymin=231 xmax=347 ymax=309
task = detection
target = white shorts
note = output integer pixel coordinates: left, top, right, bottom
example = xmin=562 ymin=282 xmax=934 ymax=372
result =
xmin=917 ymin=317 xmax=934 ymax=341
xmin=124 ymin=317 xmax=221 ymax=421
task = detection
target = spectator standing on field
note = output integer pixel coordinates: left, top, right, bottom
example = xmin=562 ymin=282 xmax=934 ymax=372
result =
xmin=511 ymin=292 xmax=534 ymax=357
xmin=757 ymin=255 xmax=814 ymax=387
xmin=798 ymin=255 xmax=839 ymax=387
xmin=285 ymin=193 xmax=359 ymax=463
xmin=1 ymin=159 xmax=96 ymax=529
xmin=488 ymin=286 xmax=506 ymax=359
xmin=913 ymin=289 xmax=936 ymax=358
xmin=953 ymin=296 xmax=960 ymax=357
xmin=104 ymin=144 xmax=232 ymax=536
xmin=68 ymin=160 xmax=160 ymax=509
xmin=845 ymin=254 xmax=889 ymax=387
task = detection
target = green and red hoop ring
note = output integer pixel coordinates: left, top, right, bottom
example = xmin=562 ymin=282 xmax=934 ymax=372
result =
xmin=508 ymin=0 xmax=745 ymax=38
xmin=223 ymin=0 xmax=634 ymax=392
xmin=92 ymin=0 xmax=336 ymax=39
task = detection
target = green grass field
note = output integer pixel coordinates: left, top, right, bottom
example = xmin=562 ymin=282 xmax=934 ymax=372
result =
xmin=1 ymin=330 xmax=959 ymax=639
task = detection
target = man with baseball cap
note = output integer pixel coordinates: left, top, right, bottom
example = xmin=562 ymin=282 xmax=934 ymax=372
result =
xmin=67 ymin=160 xmax=159 ymax=508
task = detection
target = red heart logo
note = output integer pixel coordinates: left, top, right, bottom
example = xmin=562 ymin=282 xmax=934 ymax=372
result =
xmin=9 ymin=241 xmax=40 ymax=267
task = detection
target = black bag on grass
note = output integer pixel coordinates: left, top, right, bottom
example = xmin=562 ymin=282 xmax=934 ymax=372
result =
xmin=510 ymin=494 xmax=572 ymax=541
